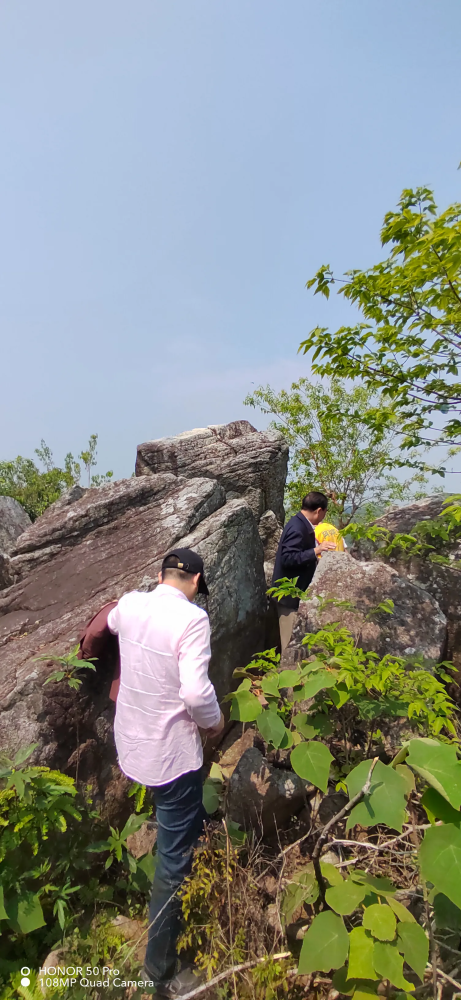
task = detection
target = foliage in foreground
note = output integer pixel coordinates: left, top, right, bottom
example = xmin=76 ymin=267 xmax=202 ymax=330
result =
xmin=0 ymin=746 xmax=154 ymax=995
xmin=245 ymin=378 xmax=429 ymax=525
xmin=0 ymin=434 xmax=113 ymax=519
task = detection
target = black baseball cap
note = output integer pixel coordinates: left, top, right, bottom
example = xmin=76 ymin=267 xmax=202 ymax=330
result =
xmin=161 ymin=548 xmax=209 ymax=595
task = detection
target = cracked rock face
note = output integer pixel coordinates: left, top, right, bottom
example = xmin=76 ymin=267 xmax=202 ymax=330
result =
xmin=284 ymin=551 xmax=447 ymax=666
xmin=0 ymin=495 xmax=31 ymax=554
xmin=0 ymin=422 xmax=284 ymax=819
xmin=135 ymin=419 xmax=288 ymax=526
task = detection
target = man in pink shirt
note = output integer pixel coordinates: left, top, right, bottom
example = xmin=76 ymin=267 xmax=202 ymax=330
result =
xmin=108 ymin=548 xmax=224 ymax=997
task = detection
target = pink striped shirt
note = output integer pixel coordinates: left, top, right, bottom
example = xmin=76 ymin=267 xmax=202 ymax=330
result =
xmin=108 ymin=584 xmax=221 ymax=786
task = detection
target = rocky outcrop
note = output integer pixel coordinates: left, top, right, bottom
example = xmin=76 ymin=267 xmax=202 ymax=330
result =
xmin=283 ymin=551 xmax=447 ymax=665
xmin=258 ymin=509 xmax=282 ymax=586
xmin=135 ymin=420 xmax=288 ymax=526
xmin=175 ymin=499 xmax=266 ymax=703
xmin=352 ymin=495 xmax=460 ymax=669
xmin=0 ymin=421 xmax=283 ymax=816
xmin=0 ymin=496 xmax=31 ymax=553
xmin=226 ymin=746 xmax=310 ymax=836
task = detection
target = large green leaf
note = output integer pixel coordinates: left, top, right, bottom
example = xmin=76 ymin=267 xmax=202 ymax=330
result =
xmin=0 ymin=886 xmax=8 ymax=921
xmin=387 ymin=897 xmax=416 ymax=924
xmin=419 ymin=824 xmax=461 ymax=909
xmin=6 ymin=892 xmax=46 ymax=934
xmin=229 ymin=689 xmax=262 ymax=722
xmin=298 ymin=911 xmax=349 ymax=974
xmin=261 ymin=676 xmax=280 ymax=698
xmin=348 ymin=927 xmax=378 ymax=980
xmin=325 ymin=880 xmax=366 ymax=915
xmin=257 ymin=710 xmax=287 ymax=748
xmin=433 ymin=893 xmax=461 ymax=932
xmin=363 ymin=903 xmax=397 ymax=941
xmin=293 ymin=713 xmax=317 ymax=739
xmin=421 ymin=787 xmax=461 ymax=826
xmin=203 ymin=778 xmax=221 ymax=814
xmin=397 ymin=923 xmax=428 ymax=983
xmin=291 ymin=741 xmax=333 ymax=792
xmin=346 ymin=760 xmax=407 ymax=832
xmin=321 ymin=862 xmax=344 ymax=886
xmin=301 ymin=670 xmax=338 ymax=699
xmin=406 ymin=738 xmax=461 ymax=809
xmin=373 ymin=942 xmax=414 ymax=991
xmin=278 ymin=669 xmax=303 ymax=688
xmin=281 ymin=869 xmax=318 ymax=924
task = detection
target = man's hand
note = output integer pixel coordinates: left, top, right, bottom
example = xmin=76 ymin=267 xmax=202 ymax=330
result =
xmin=206 ymin=711 xmax=225 ymax=738
xmin=314 ymin=541 xmax=337 ymax=555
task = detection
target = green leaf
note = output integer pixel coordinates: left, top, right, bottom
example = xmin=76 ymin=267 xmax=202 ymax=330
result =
xmin=229 ymin=689 xmax=262 ymax=722
xmin=346 ymin=760 xmax=407 ymax=832
xmin=279 ymin=727 xmax=294 ymax=749
xmin=351 ymin=871 xmax=396 ymax=896
xmin=331 ymin=967 xmax=356 ymax=996
xmin=433 ymin=893 xmax=461 ymax=932
xmin=13 ymin=743 xmax=38 ymax=766
xmin=395 ymin=764 xmax=416 ymax=798
xmin=6 ymin=892 xmax=46 ymax=934
xmin=397 ymin=922 xmax=428 ymax=982
xmin=406 ymin=738 xmax=461 ymax=809
xmin=298 ymin=911 xmax=349 ymax=974
xmin=363 ymin=903 xmax=397 ymax=941
xmin=0 ymin=886 xmax=8 ymax=921
xmin=321 ymin=862 xmax=344 ymax=887
xmin=257 ymin=710 xmax=287 ymax=748
xmin=203 ymin=778 xmax=221 ymax=814
xmin=291 ymin=741 xmax=333 ymax=792
xmin=373 ymin=941 xmax=415 ymax=991
xmin=261 ymin=676 xmax=280 ymax=698
xmin=387 ymin=896 xmax=416 ymax=924
xmin=137 ymin=852 xmax=157 ymax=882
xmin=209 ymin=762 xmax=224 ymax=781
xmin=310 ymin=713 xmax=333 ymax=737
xmin=293 ymin=713 xmax=316 ymax=739
xmin=278 ymin=669 xmax=303 ymax=688
xmin=281 ymin=869 xmax=318 ymax=924
xmin=419 ymin=824 xmax=461 ymax=909
xmin=348 ymin=927 xmax=379 ymax=980
xmin=301 ymin=670 xmax=337 ymax=699
xmin=353 ymin=986 xmax=381 ymax=1000
xmin=421 ymin=787 xmax=461 ymax=826
xmin=325 ymin=879 xmax=366 ymax=915
xmin=329 ymin=683 xmax=350 ymax=709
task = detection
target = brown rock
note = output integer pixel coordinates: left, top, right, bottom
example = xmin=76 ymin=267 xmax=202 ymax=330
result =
xmin=126 ymin=821 xmax=157 ymax=859
xmin=226 ymin=747 xmax=310 ymax=836
xmin=284 ymin=551 xmax=447 ymax=664
xmin=135 ymin=420 xmax=288 ymax=525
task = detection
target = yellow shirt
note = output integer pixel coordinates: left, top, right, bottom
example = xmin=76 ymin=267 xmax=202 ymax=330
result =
xmin=314 ymin=522 xmax=345 ymax=556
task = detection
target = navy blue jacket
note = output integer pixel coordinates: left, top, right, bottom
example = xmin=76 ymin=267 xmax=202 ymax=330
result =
xmin=272 ymin=511 xmax=318 ymax=610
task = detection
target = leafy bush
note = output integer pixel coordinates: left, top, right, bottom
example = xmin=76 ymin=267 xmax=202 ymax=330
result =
xmin=0 ymin=746 xmax=155 ymax=992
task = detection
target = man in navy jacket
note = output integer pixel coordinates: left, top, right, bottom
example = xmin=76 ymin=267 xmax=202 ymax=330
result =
xmin=272 ymin=491 xmax=336 ymax=654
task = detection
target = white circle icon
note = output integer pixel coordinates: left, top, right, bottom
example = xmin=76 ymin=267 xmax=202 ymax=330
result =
xmin=21 ymin=978 xmax=31 ymax=987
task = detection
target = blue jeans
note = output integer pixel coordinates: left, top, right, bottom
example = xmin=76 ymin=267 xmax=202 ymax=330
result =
xmin=145 ymin=768 xmax=206 ymax=983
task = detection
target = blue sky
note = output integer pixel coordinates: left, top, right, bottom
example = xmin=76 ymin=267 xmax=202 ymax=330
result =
xmin=1 ymin=0 xmax=460 ymax=483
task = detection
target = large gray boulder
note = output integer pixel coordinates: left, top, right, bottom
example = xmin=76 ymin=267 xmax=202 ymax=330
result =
xmin=0 ymin=496 xmax=31 ymax=554
xmin=135 ymin=419 xmax=288 ymax=526
xmin=283 ymin=551 xmax=447 ymax=665
xmin=0 ymin=474 xmax=268 ymax=816
xmin=352 ymin=495 xmax=461 ymax=670
xmin=175 ymin=498 xmax=267 ymax=703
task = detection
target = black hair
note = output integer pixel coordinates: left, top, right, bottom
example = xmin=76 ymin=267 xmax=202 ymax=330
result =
xmin=301 ymin=491 xmax=328 ymax=512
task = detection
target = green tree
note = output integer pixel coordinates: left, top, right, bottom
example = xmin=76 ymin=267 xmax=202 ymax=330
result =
xmin=245 ymin=378 xmax=426 ymax=526
xmin=299 ymin=187 xmax=461 ymax=463
xmin=0 ymin=434 xmax=113 ymax=520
